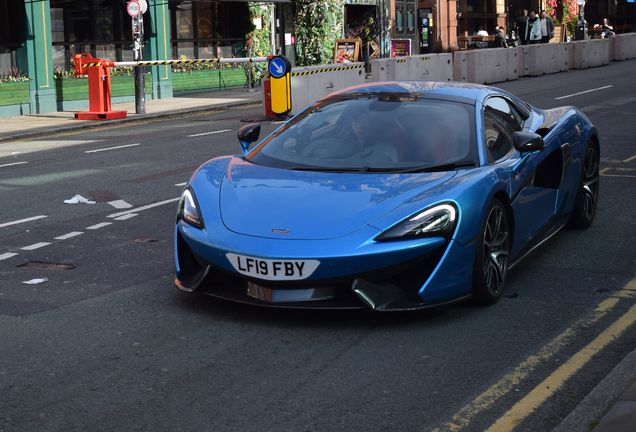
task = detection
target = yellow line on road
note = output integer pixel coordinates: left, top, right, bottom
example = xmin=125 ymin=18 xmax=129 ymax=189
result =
xmin=601 ymin=174 xmax=636 ymax=178
xmin=599 ymin=168 xmax=612 ymax=174
xmin=623 ymin=155 xmax=636 ymax=163
xmin=432 ymin=297 xmax=620 ymax=432
xmin=486 ymin=292 xmax=636 ymax=431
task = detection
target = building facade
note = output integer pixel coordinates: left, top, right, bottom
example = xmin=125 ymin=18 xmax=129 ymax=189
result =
xmin=0 ymin=0 xmax=634 ymax=117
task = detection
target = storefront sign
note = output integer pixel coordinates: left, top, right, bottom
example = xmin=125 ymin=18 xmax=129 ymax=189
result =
xmin=390 ymin=39 xmax=411 ymax=57
xmin=334 ymin=39 xmax=361 ymax=63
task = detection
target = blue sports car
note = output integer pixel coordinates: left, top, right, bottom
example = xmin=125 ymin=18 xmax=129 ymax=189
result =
xmin=174 ymin=81 xmax=599 ymax=311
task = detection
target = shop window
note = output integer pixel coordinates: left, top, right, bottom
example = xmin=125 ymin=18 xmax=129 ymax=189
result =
xmin=170 ymin=1 xmax=249 ymax=60
xmin=0 ymin=0 xmax=22 ymax=71
xmin=50 ymin=0 xmax=130 ymax=72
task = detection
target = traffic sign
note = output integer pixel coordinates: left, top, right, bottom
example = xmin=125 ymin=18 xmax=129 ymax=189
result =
xmin=127 ymin=0 xmax=141 ymax=17
xmin=139 ymin=0 xmax=148 ymax=14
xmin=269 ymin=57 xmax=289 ymax=79
xmin=267 ymin=56 xmax=292 ymax=116
xmin=576 ymin=0 xmax=585 ymax=4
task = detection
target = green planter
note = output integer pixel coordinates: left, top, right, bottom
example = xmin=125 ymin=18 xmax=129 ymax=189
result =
xmin=0 ymin=81 xmax=30 ymax=107
xmin=171 ymin=68 xmax=247 ymax=93
xmin=54 ymin=75 xmax=152 ymax=102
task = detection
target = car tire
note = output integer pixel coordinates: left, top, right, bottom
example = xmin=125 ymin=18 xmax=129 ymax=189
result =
xmin=566 ymin=140 xmax=599 ymax=230
xmin=472 ymin=198 xmax=511 ymax=305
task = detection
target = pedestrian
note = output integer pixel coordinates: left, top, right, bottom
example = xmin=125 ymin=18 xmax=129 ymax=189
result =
xmin=493 ymin=26 xmax=508 ymax=47
xmin=526 ymin=10 xmax=541 ymax=44
xmin=515 ymin=9 xmax=529 ymax=45
xmin=540 ymin=10 xmax=555 ymax=43
xmin=601 ymin=18 xmax=615 ymax=38
xmin=473 ymin=25 xmax=489 ymax=48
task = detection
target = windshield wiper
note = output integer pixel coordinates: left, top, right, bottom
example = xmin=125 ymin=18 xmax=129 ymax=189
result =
xmin=395 ymin=161 xmax=477 ymax=173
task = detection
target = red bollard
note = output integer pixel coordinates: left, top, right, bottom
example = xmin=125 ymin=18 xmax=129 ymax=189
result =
xmin=73 ymin=53 xmax=127 ymax=120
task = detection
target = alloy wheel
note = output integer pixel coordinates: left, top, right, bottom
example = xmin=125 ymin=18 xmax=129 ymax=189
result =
xmin=482 ymin=205 xmax=509 ymax=297
xmin=582 ymin=146 xmax=599 ymax=221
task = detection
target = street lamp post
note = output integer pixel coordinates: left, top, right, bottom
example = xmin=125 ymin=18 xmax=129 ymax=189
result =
xmin=575 ymin=0 xmax=588 ymax=40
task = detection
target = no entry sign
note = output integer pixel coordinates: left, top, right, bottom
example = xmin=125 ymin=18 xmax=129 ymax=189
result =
xmin=127 ymin=0 xmax=141 ymax=17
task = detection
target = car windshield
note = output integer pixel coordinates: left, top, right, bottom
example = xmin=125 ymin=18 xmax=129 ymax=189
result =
xmin=246 ymin=93 xmax=478 ymax=172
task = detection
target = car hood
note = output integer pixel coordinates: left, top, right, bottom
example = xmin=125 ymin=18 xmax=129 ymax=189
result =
xmin=219 ymin=159 xmax=456 ymax=240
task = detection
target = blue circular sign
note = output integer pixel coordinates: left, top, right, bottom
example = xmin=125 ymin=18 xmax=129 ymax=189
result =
xmin=269 ymin=57 xmax=288 ymax=79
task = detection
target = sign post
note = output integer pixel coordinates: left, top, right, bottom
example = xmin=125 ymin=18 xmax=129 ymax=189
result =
xmin=128 ymin=0 xmax=145 ymax=114
xmin=267 ymin=55 xmax=291 ymax=117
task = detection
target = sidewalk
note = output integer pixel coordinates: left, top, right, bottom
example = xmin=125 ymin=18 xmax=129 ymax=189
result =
xmin=0 ymin=87 xmax=263 ymax=142
xmin=1 ymin=85 xmax=636 ymax=432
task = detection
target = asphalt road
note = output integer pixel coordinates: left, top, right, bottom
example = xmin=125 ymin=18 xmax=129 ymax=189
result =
xmin=1 ymin=60 xmax=635 ymax=432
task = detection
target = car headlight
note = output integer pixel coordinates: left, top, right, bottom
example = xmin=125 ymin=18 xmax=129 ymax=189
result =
xmin=375 ymin=203 xmax=458 ymax=241
xmin=177 ymin=186 xmax=205 ymax=229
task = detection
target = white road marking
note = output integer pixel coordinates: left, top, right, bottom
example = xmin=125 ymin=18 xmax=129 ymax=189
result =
xmin=187 ymin=129 xmax=231 ymax=138
xmin=107 ymin=197 xmax=179 ymax=218
xmin=554 ymin=85 xmax=613 ymax=100
xmin=107 ymin=199 xmax=133 ymax=209
xmin=86 ymin=222 xmax=112 ymax=230
xmin=54 ymin=231 xmax=84 ymax=240
xmin=0 ymin=161 xmax=27 ymax=168
xmin=84 ymin=143 xmax=140 ymax=154
xmin=21 ymin=242 xmax=51 ymax=251
xmin=175 ymin=182 xmax=187 ymax=187
xmin=0 ymin=253 xmax=18 ymax=261
xmin=0 ymin=215 xmax=47 ymax=228
xmin=114 ymin=213 xmax=138 ymax=221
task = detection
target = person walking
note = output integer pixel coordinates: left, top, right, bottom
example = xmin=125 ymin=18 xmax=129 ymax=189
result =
xmin=540 ymin=10 xmax=555 ymax=43
xmin=515 ymin=9 xmax=529 ymax=45
xmin=526 ymin=10 xmax=541 ymax=44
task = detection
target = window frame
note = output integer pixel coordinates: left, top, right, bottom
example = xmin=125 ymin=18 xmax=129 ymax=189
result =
xmin=483 ymin=96 xmax=524 ymax=164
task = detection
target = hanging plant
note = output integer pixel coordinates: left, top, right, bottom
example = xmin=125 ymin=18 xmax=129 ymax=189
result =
xmin=294 ymin=0 xmax=344 ymax=66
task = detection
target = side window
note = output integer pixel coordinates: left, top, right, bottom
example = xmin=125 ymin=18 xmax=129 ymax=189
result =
xmin=483 ymin=97 xmax=522 ymax=163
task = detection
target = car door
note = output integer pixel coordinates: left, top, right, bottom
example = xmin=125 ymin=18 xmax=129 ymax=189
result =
xmin=482 ymin=97 xmax=558 ymax=258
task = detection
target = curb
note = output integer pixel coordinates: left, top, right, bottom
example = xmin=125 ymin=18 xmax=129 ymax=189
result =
xmin=0 ymin=98 xmax=259 ymax=143
xmin=551 ymin=348 xmax=636 ymax=432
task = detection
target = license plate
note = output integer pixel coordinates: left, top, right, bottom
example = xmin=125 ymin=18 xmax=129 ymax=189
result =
xmin=226 ymin=253 xmax=320 ymax=281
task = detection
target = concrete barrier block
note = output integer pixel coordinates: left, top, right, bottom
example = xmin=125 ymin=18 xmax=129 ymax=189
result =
xmin=526 ymin=42 xmax=570 ymax=76
xmin=407 ymin=54 xmax=453 ymax=81
xmin=455 ymin=48 xmax=513 ymax=84
xmin=370 ymin=58 xmax=393 ymax=82
xmin=453 ymin=51 xmax=469 ymax=81
xmin=290 ymin=62 xmax=365 ymax=115
xmin=566 ymin=41 xmax=574 ymax=69
xmin=613 ymin=33 xmax=636 ymax=61
xmin=506 ymin=47 xmax=520 ymax=80
xmin=518 ymin=45 xmax=531 ymax=77
xmin=572 ymin=39 xmax=611 ymax=69
xmin=393 ymin=57 xmax=410 ymax=80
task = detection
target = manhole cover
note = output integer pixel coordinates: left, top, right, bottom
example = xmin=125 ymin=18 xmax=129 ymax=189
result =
xmin=15 ymin=261 xmax=76 ymax=271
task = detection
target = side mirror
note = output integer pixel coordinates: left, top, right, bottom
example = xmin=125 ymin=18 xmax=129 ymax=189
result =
xmin=513 ymin=132 xmax=545 ymax=153
xmin=511 ymin=132 xmax=545 ymax=175
xmin=237 ymin=123 xmax=261 ymax=156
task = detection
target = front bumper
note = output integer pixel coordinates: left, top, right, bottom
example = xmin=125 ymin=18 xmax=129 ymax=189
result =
xmin=174 ymin=221 xmax=473 ymax=311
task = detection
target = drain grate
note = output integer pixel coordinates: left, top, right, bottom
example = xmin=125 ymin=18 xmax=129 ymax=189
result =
xmin=15 ymin=261 xmax=76 ymax=271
